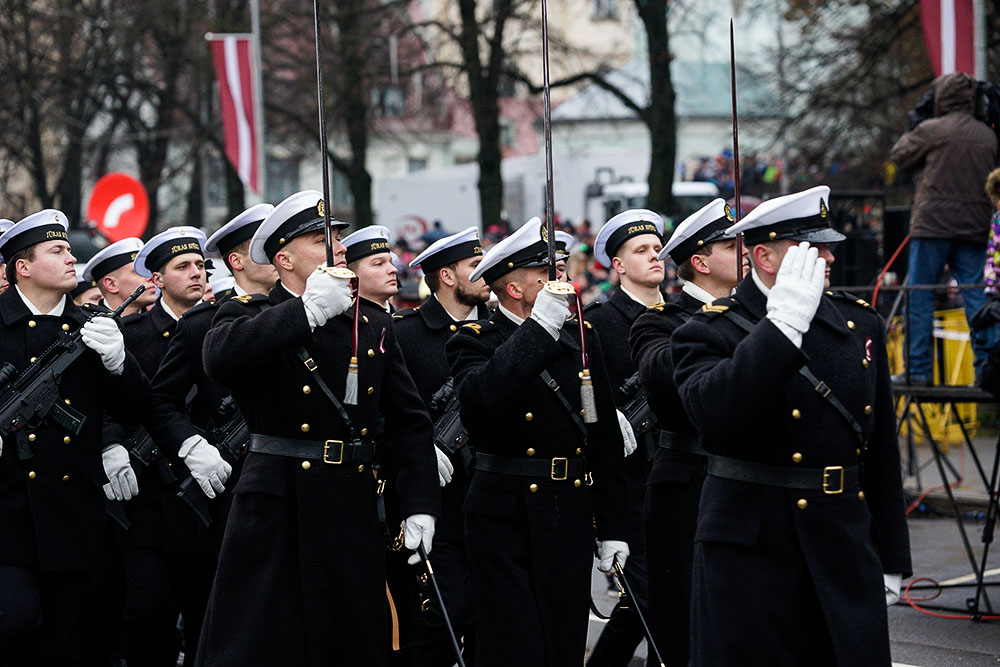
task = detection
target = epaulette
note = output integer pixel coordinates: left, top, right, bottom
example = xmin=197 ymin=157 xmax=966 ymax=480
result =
xmin=568 ymin=317 xmax=593 ymax=329
xmin=229 ymin=293 xmax=268 ymax=306
xmin=825 ymin=290 xmax=877 ymax=313
xmin=392 ymin=307 xmax=419 ymax=320
xmin=462 ymin=322 xmax=482 ymax=334
xmin=647 ymin=301 xmax=666 ymax=312
xmin=80 ymin=302 xmax=111 ymax=315
xmin=698 ymin=296 xmax=735 ymax=317
xmin=181 ymin=299 xmax=218 ymax=319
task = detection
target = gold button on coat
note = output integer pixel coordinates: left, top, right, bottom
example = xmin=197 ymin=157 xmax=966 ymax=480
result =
xmin=367 ymin=386 xmax=374 ymax=395
xmin=28 ymin=320 xmax=36 ymax=328
xmin=62 ymin=475 xmax=70 ymax=482
xmin=796 ymin=498 xmax=808 ymax=510
xmin=864 ymin=405 xmax=872 ymax=415
xmin=792 ymin=452 xmax=803 ymax=463
xmin=847 ymin=320 xmax=855 ymax=330
xmin=28 ymin=471 xmax=36 ymax=479
xmin=302 ymin=385 xmax=311 ymax=394
xmin=449 ymin=325 xmax=457 ymax=332
xmin=61 ymin=324 xmax=70 ymax=331
xmin=573 ymin=479 xmax=582 ymax=487
xmin=858 ymin=491 xmax=865 ymax=501
xmin=862 ymin=359 xmax=869 ymax=367
xmin=529 ymin=483 xmax=538 ymax=493
xmin=162 ymin=331 xmax=170 ymax=337
xmin=575 ymin=448 xmax=582 ymax=455
xmin=791 ymin=409 xmax=801 ymax=419
xmin=361 ymin=428 xmax=368 ymax=436
xmin=367 ymin=349 xmax=375 ymax=358
xmin=301 ymin=423 xmax=310 ymax=433
xmin=357 ymin=465 xmax=365 ymax=473
xmin=27 ymin=434 xmax=36 ymax=442
xmin=525 ymin=413 xmax=533 ymax=422
xmin=301 ymin=461 xmax=311 ymax=470
xmin=63 ymin=436 xmax=70 ymax=444
xmin=526 ymin=448 xmax=535 ymax=456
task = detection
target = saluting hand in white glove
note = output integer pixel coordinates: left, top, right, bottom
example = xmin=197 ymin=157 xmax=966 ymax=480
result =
xmin=529 ymin=286 xmax=572 ymax=340
xmin=766 ymin=242 xmax=826 ymax=348
xmin=81 ymin=316 xmax=127 ymax=375
xmin=302 ymin=265 xmax=354 ymax=330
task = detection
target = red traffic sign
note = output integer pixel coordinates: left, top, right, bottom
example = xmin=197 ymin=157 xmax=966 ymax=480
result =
xmin=87 ymin=173 xmax=150 ymax=242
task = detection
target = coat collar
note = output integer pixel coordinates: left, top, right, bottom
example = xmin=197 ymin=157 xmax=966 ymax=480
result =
xmin=672 ymin=289 xmax=705 ymax=314
xmin=0 ymin=285 xmax=86 ymax=326
xmin=608 ymin=287 xmax=648 ymax=323
xmin=420 ymin=295 xmax=490 ymax=330
xmin=148 ymin=299 xmax=178 ymax=334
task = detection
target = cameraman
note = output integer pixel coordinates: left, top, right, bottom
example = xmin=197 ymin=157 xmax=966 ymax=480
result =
xmin=889 ymin=71 xmax=998 ymax=385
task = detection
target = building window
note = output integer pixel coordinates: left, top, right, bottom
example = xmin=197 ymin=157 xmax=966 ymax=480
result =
xmin=266 ymin=157 xmax=300 ymax=203
xmin=593 ymin=0 xmax=616 ymax=19
xmin=372 ymin=87 xmax=406 ymax=117
xmin=408 ymin=157 xmax=427 ymax=173
xmin=500 ymin=120 xmax=516 ymax=149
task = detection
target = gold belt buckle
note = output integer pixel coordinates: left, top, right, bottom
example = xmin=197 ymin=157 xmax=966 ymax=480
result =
xmin=822 ymin=465 xmax=844 ymax=494
xmin=323 ymin=440 xmax=345 ymax=465
xmin=550 ymin=457 xmax=569 ymax=481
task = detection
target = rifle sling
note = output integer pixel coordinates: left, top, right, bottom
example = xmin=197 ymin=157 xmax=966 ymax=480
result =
xmin=539 ymin=370 xmax=588 ymax=440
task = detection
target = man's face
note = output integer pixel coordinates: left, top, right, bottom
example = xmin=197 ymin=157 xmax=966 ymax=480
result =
xmin=555 ymin=259 xmax=568 ymax=282
xmin=614 ymin=234 xmax=664 ymax=288
xmin=23 ymin=240 xmax=77 ymax=292
xmin=153 ymin=252 xmax=206 ymax=306
xmin=772 ymin=240 xmax=836 ymax=288
xmin=353 ymin=252 xmax=397 ymax=304
xmin=235 ymin=251 xmax=278 ymax=293
xmin=107 ymin=263 xmax=156 ymax=308
xmin=284 ymin=230 xmax=346 ymax=280
xmin=700 ymin=238 xmax=748 ymax=289
xmin=0 ymin=263 xmax=8 ymax=294
xmin=73 ymin=286 xmax=102 ymax=306
xmin=512 ymin=266 xmax=548 ymax=309
xmin=453 ymin=256 xmax=490 ymax=306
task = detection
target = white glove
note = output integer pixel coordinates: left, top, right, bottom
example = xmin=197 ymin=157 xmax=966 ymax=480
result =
xmin=0 ymin=434 xmax=3 ymax=458
xmin=81 ymin=316 xmax=126 ymax=375
xmin=179 ymin=435 xmax=232 ymax=499
xmin=403 ymin=513 xmax=436 ymax=565
xmin=302 ymin=265 xmax=354 ymax=330
xmin=884 ymin=573 xmax=902 ymax=606
xmin=435 ymin=447 xmax=454 ymax=487
xmin=102 ymin=444 xmax=139 ymax=501
xmin=529 ymin=285 xmax=572 ymax=340
xmin=765 ymin=242 xmax=826 ymax=348
xmin=596 ymin=539 xmax=630 ymax=574
xmin=616 ymin=409 xmax=637 ymax=457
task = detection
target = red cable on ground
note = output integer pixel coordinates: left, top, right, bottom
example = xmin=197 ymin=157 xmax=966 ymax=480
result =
xmin=873 ymin=233 xmax=910 ymax=309
xmin=903 ymin=577 xmax=1000 ymax=620
xmin=905 ymin=444 xmax=966 ymax=516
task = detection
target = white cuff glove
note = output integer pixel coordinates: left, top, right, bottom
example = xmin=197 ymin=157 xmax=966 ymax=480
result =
xmin=435 ymin=447 xmax=454 ymax=487
xmin=403 ymin=513 xmax=436 ymax=565
xmin=102 ymin=443 xmax=138 ymax=501
xmin=616 ymin=409 xmax=637 ymax=457
xmin=765 ymin=242 xmax=826 ymax=349
xmin=81 ymin=316 xmax=126 ymax=375
xmin=529 ymin=286 xmax=572 ymax=340
xmin=302 ymin=265 xmax=354 ymax=330
xmin=0 ymin=434 xmax=4 ymax=458
xmin=596 ymin=539 xmax=630 ymax=574
xmin=180 ymin=435 xmax=232 ymax=499
xmin=884 ymin=573 xmax=902 ymax=606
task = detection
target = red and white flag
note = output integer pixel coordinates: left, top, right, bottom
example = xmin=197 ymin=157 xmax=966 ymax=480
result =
xmin=920 ymin=0 xmax=975 ymax=77
xmin=209 ymin=35 xmax=262 ymax=193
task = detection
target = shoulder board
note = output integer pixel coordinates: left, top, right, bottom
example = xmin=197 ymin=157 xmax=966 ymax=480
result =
xmin=80 ymin=302 xmax=111 ymax=315
xmin=647 ymin=301 xmax=666 ymax=313
xmin=583 ymin=300 xmax=602 ymax=313
xmin=461 ymin=322 xmax=482 ymax=334
xmin=181 ymin=299 xmax=218 ymax=319
xmin=392 ymin=307 xmax=418 ymax=320
xmin=825 ymin=290 xmax=877 ymax=312
xmin=699 ymin=297 xmax=735 ymax=317
xmin=567 ymin=317 xmax=593 ymax=329
xmin=227 ymin=293 xmax=269 ymax=306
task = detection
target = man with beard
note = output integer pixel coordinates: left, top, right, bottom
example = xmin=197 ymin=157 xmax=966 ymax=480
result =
xmin=82 ymin=237 xmax=156 ymax=316
xmin=446 ymin=218 xmax=629 ymax=667
xmin=344 ymin=225 xmax=399 ymax=312
xmin=393 ymin=226 xmax=491 ymax=665
xmin=584 ymin=209 xmax=663 ymax=666
xmin=196 ymin=190 xmax=439 ymax=667
xmin=113 ymin=226 xmax=226 ymax=667
xmin=0 ymin=210 xmax=150 ymax=666
xmin=671 ymin=186 xmax=911 ymax=665
xmin=628 ymin=198 xmax=743 ymax=665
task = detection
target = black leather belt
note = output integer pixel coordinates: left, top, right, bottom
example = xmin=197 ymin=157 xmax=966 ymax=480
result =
xmin=475 ymin=452 xmax=586 ymax=481
xmin=657 ymin=431 xmax=706 ymax=456
xmin=707 ymin=456 xmax=861 ymax=494
xmin=249 ymin=434 xmax=376 ymax=465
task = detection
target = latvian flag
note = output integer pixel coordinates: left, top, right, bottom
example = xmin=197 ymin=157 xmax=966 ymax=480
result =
xmin=920 ymin=0 xmax=975 ymax=77
xmin=209 ymin=35 xmax=262 ymax=193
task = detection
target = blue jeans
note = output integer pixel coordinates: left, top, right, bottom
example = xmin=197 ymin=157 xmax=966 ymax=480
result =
xmin=906 ymin=238 xmax=994 ymax=379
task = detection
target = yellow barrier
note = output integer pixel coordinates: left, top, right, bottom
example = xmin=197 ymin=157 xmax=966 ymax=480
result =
xmin=889 ymin=308 xmax=978 ymax=448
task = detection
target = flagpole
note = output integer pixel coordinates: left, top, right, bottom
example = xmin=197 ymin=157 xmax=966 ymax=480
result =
xmin=250 ymin=0 xmax=266 ymax=196
xmin=974 ymin=0 xmax=986 ymax=80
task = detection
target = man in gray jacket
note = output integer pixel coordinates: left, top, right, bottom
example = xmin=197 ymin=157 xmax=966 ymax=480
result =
xmin=889 ymin=71 xmax=998 ymax=384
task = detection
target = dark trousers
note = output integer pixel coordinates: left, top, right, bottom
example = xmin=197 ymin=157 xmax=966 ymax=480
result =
xmin=0 ymin=565 xmax=96 ymax=667
xmin=122 ymin=549 xmax=216 ymax=667
xmin=412 ymin=538 xmax=476 ymax=667
xmin=586 ymin=553 xmax=649 ymax=667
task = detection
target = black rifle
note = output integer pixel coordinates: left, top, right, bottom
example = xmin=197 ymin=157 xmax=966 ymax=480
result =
xmin=428 ymin=377 xmax=473 ymax=474
xmin=176 ymin=396 xmax=250 ymax=527
xmin=105 ymin=421 xmax=176 ymax=529
xmin=0 ymin=286 xmax=147 ymax=458
xmin=619 ymin=372 xmax=660 ymax=459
